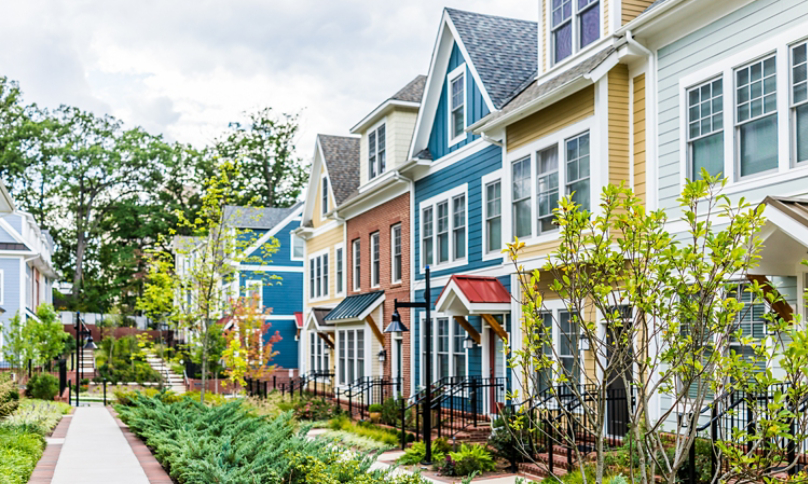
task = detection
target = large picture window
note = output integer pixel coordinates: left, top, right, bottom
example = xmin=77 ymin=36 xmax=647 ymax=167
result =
xmin=420 ymin=187 xmax=467 ymax=269
xmin=485 ymin=180 xmax=502 ymax=253
xmin=736 ymin=55 xmax=778 ymax=178
xmin=687 ymin=78 xmax=724 ymax=179
xmin=421 ymin=316 xmax=469 ymax=384
xmin=792 ymin=42 xmax=808 ymax=164
xmin=551 ymin=0 xmax=599 ymax=65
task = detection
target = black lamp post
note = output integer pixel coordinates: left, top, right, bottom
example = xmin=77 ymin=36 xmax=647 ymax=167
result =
xmin=387 ymin=266 xmax=433 ymax=464
xmin=74 ymin=312 xmax=96 ymax=407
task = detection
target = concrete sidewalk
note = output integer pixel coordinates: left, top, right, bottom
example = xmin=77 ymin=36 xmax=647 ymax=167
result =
xmin=51 ymin=405 xmax=150 ymax=484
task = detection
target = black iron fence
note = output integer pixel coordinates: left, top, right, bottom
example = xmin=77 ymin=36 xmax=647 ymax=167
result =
xmin=335 ymin=376 xmax=401 ymax=420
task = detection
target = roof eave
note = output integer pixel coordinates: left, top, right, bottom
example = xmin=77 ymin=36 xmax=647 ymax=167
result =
xmin=613 ymin=0 xmax=691 ymax=37
xmin=350 ymin=100 xmax=421 ymax=134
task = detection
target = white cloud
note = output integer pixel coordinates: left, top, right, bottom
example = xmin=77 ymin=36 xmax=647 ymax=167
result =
xmin=0 ymin=0 xmax=535 ymax=157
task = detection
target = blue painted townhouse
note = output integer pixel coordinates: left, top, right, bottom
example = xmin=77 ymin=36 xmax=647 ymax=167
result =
xmin=401 ymin=8 xmax=537 ymax=412
xmin=0 ymin=181 xmax=59 ymax=365
xmin=223 ymin=203 xmax=305 ymax=371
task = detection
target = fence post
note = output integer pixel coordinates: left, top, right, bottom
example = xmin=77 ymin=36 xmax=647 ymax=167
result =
xmin=400 ymin=395 xmax=407 ymax=451
xmin=273 ymin=375 xmax=277 ymax=391
xmin=547 ymin=416 xmax=554 ymax=476
xmin=746 ymin=393 xmax=755 ymax=456
xmin=103 ymin=379 xmax=107 ymax=406
xmin=710 ymin=404 xmax=718 ymax=480
xmin=472 ymin=378 xmax=478 ymax=428
xmin=689 ymin=433 xmax=697 ymax=484
xmin=68 ymin=380 xmax=72 ymax=406
xmin=788 ymin=399 xmax=797 ymax=476
xmin=264 ymin=381 xmax=268 ymax=399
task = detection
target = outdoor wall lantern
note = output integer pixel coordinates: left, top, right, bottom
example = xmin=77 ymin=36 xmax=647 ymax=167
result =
xmin=378 ymin=349 xmax=386 ymax=363
xmin=580 ymin=334 xmax=591 ymax=351
xmin=464 ymin=334 xmax=476 ymax=350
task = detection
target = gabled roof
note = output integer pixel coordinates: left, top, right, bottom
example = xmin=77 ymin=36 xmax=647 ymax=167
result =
xmin=324 ymin=291 xmax=385 ymax=322
xmin=445 ymin=8 xmax=537 ymax=110
xmin=391 ymin=75 xmax=427 ymax=103
xmin=436 ymin=275 xmax=511 ymax=315
xmin=763 ymin=197 xmax=808 ymax=229
xmin=224 ymin=202 xmax=303 ymax=230
xmin=310 ymin=307 xmax=334 ymax=328
xmin=318 ymin=134 xmax=360 ymax=206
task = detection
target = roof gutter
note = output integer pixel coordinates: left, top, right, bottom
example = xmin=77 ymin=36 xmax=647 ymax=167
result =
xmin=613 ymin=0 xmax=691 ymax=37
xmin=332 ymin=166 xmax=412 ymax=218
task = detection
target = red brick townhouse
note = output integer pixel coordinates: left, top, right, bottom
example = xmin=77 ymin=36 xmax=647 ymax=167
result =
xmin=327 ymin=76 xmax=425 ymax=397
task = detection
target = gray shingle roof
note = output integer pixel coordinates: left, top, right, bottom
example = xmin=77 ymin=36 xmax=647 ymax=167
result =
xmin=324 ymin=291 xmax=384 ymax=321
xmin=480 ymin=46 xmax=616 ymax=126
xmin=224 ymin=201 xmax=303 ymax=230
xmin=391 ymin=75 xmax=427 ymax=103
xmin=318 ymin=134 xmax=360 ymax=206
xmin=446 ymin=8 xmax=537 ymax=109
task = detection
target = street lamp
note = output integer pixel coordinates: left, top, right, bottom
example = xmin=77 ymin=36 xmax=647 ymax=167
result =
xmin=377 ymin=349 xmax=386 ymax=363
xmin=388 ymin=266 xmax=433 ymax=464
xmin=385 ymin=300 xmax=410 ymax=452
xmin=74 ymin=312 xmax=94 ymax=407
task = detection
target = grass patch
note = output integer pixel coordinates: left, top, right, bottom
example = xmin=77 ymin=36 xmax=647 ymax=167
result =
xmin=328 ymin=415 xmax=400 ymax=446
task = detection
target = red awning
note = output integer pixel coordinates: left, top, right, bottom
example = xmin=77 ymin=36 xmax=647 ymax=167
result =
xmin=294 ymin=312 xmax=303 ymax=329
xmin=436 ymin=275 xmax=511 ymax=315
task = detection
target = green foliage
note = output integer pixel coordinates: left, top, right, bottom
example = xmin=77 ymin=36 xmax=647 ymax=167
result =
xmin=293 ymin=396 xmax=342 ymax=421
xmin=326 ymin=415 xmax=399 ymax=446
xmin=95 ymin=335 xmax=162 ymax=384
xmin=0 ymin=377 xmax=20 ymax=418
xmin=380 ymin=397 xmax=401 ymax=426
xmin=368 ymin=403 xmax=383 ymax=413
xmin=2 ymin=399 xmax=72 ymax=435
xmin=397 ymin=441 xmax=446 ymax=466
xmin=113 ymin=388 xmax=182 ymax=406
xmin=541 ymin=466 xmax=597 ymax=484
xmin=0 ymin=305 xmax=68 ymax=379
xmin=26 ymin=374 xmax=59 ymax=401
xmin=321 ymin=430 xmax=394 ymax=452
xmin=116 ymin=395 xmax=426 ymax=483
xmin=439 ymin=444 xmax=496 ymax=477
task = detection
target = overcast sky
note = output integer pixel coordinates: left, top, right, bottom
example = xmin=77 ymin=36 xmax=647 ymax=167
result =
xmin=1 ymin=1 xmax=535 ymax=160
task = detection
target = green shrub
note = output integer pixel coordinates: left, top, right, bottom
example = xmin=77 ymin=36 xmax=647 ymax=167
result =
xmin=322 ymin=429 xmax=395 ymax=452
xmin=326 ymin=416 xmax=399 ymax=445
xmin=26 ymin=374 xmax=60 ymax=401
xmin=2 ymin=400 xmax=71 ymax=435
xmin=397 ymin=441 xmax=446 ymax=465
xmin=0 ymin=398 xmax=69 ymax=483
xmin=368 ymin=403 xmax=383 ymax=412
xmin=0 ymin=377 xmax=20 ymax=418
xmin=381 ymin=397 xmax=401 ymax=426
xmin=294 ymin=396 xmax=340 ymax=421
xmin=441 ymin=444 xmax=496 ymax=476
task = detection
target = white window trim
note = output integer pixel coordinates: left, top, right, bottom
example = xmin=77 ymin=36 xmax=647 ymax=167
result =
xmin=367 ymin=118 xmax=387 ymax=181
xmin=481 ymin=170 xmax=503 ymax=261
xmin=308 ymin=247 xmax=330 ymax=303
xmin=417 ymin=183 xmax=469 ymax=275
xmin=676 ymin=26 xmax=808 ymax=196
xmin=447 ymin=64 xmax=468 ymax=147
xmin=370 ymin=232 xmax=380 ymax=289
xmin=419 ymin=312 xmax=469 ymax=386
xmin=245 ymin=279 xmax=263 ymax=309
xmin=321 ymin=174 xmax=329 ymax=216
xmin=504 ymin=117 xmax=596 ymax=248
xmin=337 ymin=326 xmax=368 ymax=387
xmin=789 ymin=38 xmax=808 ymax=167
xmin=733 ymin=53 xmax=780 ymax=181
xmin=0 ymin=269 xmax=4 ymax=305
xmin=547 ymin=0 xmax=604 ymax=67
xmin=290 ymin=233 xmax=304 ymax=261
xmin=390 ymin=223 xmax=402 ymax=284
xmin=335 ymin=243 xmax=345 ymax=297
xmin=540 ymin=298 xmax=585 ymax=385
xmin=352 ymin=238 xmax=361 ymax=292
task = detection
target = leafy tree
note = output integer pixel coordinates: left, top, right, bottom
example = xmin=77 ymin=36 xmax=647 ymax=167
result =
xmin=222 ymin=295 xmax=282 ymax=393
xmin=505 ymin=174 xmax=808 ymax=484
xmin=0 ymin=304 xmax=68 ymax=380
xmin=215 ymin=107 xmax=307 ymax=208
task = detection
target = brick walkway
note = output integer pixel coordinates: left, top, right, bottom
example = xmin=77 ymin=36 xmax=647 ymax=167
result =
xmin=32 ymin=404 xmax=171 ymax=484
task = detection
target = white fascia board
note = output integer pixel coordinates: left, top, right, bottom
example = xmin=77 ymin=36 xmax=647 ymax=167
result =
xmin=0 ymin=218 xmax=27 ymax=245
xmin=0 ymin=182 xmax=14 ymax=213
xmin=350 ymin=100 xmax=420 ymax=135
xmin=444 ymin=15 xmax=496 ymax=112
xmin=335 ymin=177 xmax=409 ymax=220
xmin=242 ymin=204 xmax=304 ymax=257
xmin=301 ymin=142 xmax=325 ymax=225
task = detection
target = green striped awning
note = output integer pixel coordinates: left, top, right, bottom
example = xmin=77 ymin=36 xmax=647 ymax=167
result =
xmin=324 ymin=291 xmax=385 ymax=322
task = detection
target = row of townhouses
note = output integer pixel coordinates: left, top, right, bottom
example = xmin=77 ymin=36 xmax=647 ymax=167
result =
xmin=281 ymin=0 xmax=808 ymax=428
xmin=0 ymin=181 xmax=59 ymax=363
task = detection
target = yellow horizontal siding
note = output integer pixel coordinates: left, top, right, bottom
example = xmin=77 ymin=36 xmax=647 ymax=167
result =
xmin=507 ymin=86 xmax=596 ymax=152
xmin=304 ymin=225 xmax=344 ymax=310
xmin=608 ymin=65 xmax=630 ymax=189
xmin=633 ymin=74 xmax=647 ymax=204
xmin=622 ymin=0 xmax=655 ymax=25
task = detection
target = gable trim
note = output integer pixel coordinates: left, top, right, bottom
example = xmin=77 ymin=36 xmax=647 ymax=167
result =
xmin=243 ymin=207 xmax=304 ymax=258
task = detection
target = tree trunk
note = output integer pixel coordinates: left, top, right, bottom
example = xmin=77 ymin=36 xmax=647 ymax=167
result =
xmin=72 ymin=232 xmax=86 ymax=301
xmin=200 ymin=320 xmax=209 ymax=404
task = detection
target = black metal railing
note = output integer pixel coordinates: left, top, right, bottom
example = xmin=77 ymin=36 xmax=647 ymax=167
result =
xmin=336 ymin=376 xmax=401 ymax=420
xmin=683 ymin=384 xmax=808 ymax=482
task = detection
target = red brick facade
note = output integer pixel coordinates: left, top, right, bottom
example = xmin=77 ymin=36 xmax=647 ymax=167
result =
xmin=345 ymin=192 xmax=411 ymax=396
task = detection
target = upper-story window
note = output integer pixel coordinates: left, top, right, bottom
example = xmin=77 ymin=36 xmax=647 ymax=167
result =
xmin=245 ymin=280 xmax=262 ymax=309
xmin=512 ymin=157 xmax=532 ymax=239
xmin=687 ymin=79 xmax=724 ymax=179
xmin=291 ymin=234 xmax=305 ymax=261
xmin=791 ymin=42 xmax=808 ymax=164
xmin=551 ymin=0 xmax=600 ymax=65
xmin=485 ymin=180 xmax=502 ymax=253
xmin=736 ymin=55 xmax=778 ymax=178
xmin=368 ymin=124 xmax=386 ymax=180
xmin=566 ymin=132 xmax=591 ymax=211
xmin=420 ymin=186 xmax=468 ymax=270
xmin=310 ymin=251 xmax=329 ymax=300
xmin=370 ymin=232 xmax=380 ymax=288
xmin=336 ymin=246 xmax=344 ymax=295
xmin=422 ymin=207 xmax=434 ymax=268
xmin=352 ymin=239 xmax=361 ymax=291
xmin=391 ymin=224 xmax=402 ymax=284
xmin=452 ymin=195 xmax=466 ymax=260
xmin=437 ymin=201 xmax=450 ymax=264
xmin=321 ymin=176 xmax=329 ymax=215
xmin=449 ymin=67 xmax=466 ymax=145
xmin=537 ymin=146 xmax=559 ymax=235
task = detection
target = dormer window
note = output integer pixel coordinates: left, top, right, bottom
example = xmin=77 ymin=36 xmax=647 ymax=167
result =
xmin=368 ymin=124 xmax=386 ymax=180
xmin=449 ymin=66 xmax=466 ymax=145
xmin=551 ymin=0 xmax=600 ymax=65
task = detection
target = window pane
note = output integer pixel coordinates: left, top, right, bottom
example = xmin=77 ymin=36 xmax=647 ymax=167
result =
xmin=453 ymin=195 xmax=466 ymax=259
xmin=554 ymin=23 xmax=572 ymax=64
xmin=422 ymin=208 xmax=433 ymax=267
xmin=739 ymin=114 xmax=778 ymax=177
xmin=514 ymin=200 xmax=531 ymax=238
xmin=336 ymin=248 xmax=343 ymax=293
xmin=691 ymin=132 xmax=724 ymax=179
xmin=487 ymin=216 xmax=501 ymax=252
xmin=798 ymin=104 xmax=808 ymax=163
xmin=512 ymin=157 xmax=531 ymax=238
xmin=369 ymin=132 xmax=376 ymax=179
xmin=377 ymin=125 xmax=386 ymax=174
xmin=437 ymin=202 xmax=449 ymax=263
xmin=566 ymin=133 xmax=591 ymax=212
xmin=579 ymin=2 xmax=599 ymax=48
xmin=537 ymin=146 xmax=559 ymax=235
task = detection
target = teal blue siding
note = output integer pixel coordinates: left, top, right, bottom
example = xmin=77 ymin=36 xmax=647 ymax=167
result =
xmin=427 ymin=43 xmax=490 ymax=160
xmin=238 ymin=270 xmax=303 ymax=317
xmin=656 ymin=0 xmax=808 ymax=216
xmin=265 ymin=318 xmax=298 ymax=369
xmin=414 ymin=144 xmax=503 ymax=281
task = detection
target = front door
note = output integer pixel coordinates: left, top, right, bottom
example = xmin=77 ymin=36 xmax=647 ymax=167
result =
xmin=605 ymin=306 xmax=632 ymax=437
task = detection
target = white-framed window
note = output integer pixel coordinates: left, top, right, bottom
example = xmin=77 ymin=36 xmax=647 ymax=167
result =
xmin=309 ymin=251 xmax=329 ymax=300
xmin=550 ymin=0 xmax=600 ymax=66
xmin=352 ymin=239 xmax=361 ymax=291
xmin=512 ymin=156 xmax=532 ymax=238
xmin=687 ymin=78 xmax=725 ymax=179
xmin=245 ymin=280 xmax=262 ymax=309
xmin=453 ymin=319 xmax=466 ymax=378
xmin=422 ymin=206 xmax=434 ymax=268
xmin=484 ymin=179 xmax=502 ymax=254
xmin=448 ymin=65 xmax=466 ymax=145
xmin=437 ymin=318 xmax=450 ymax=379
xmin=437 ymin=201 xmax=449 ymax=264
xmin=736 ymin=55 xmax=778 ymax=178
xmin=452 ymin=195 xmax=466 ymax=260
xmin=419 ymin=185 xmax=468 ymax=271
xmin=338 ymin=329 xmax=365 ymax=385
xmin=558 ymin=310 xmax=580 ymax=386
xmin=336 ymin=246 xmax=344 ymax=295
xmin=566 ymin=132 xmax=591 ymax=212
xmin=536 ymin=146 xmax=559 ymax=235
xmin=391 ymin=224 xmax=402 ymax=284
xmin=791 ymin=41 xmax=808 ymax=164
xmin=419 ymin=314 xmax=468 ymax=385
xmin=291 ymin=234 xmax=305 ymax=261
xmin=310 ymin=332 xmax=330 ymax=373
xmin=370 ymin=232 xmax=380 ymax=288
xmin=368 ymin=124 xmax=387 ymax=180
xmin=321 ymin=176 xmax=329 ymax=215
